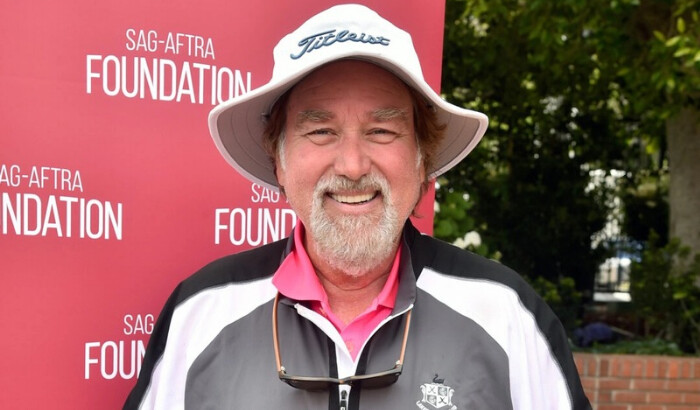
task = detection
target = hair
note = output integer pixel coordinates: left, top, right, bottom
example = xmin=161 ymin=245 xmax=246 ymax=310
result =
xmin=262 ymin=89 xmax=292 ymax=166
xmin=262 ymin=77 xmax=446 ymax=194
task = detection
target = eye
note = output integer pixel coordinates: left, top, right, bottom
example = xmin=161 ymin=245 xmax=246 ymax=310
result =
xmin=367 ymin=128 xmax=399 ymax=144
xmin=305 ymin=129 xmax=336 ymax=145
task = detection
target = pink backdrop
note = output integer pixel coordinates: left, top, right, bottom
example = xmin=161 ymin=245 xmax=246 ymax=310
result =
xmin=0 ymin=1 xmax=445 ymax=408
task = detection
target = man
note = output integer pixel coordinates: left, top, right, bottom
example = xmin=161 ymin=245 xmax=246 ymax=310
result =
xmin=125 ymin=4 xmax=591 ymax=409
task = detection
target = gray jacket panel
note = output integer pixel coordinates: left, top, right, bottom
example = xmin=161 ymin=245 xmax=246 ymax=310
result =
xmin=125 ymin=222 xmax=590 ymax=410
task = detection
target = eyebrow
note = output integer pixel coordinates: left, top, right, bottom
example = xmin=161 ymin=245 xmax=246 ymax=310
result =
xmin=372 ymin=107 xmax=409 ymax=122
xmin=294 ymin=107 xmax=409 ymax=127
xmin=295 ymin=109 xmax=333 ymax=126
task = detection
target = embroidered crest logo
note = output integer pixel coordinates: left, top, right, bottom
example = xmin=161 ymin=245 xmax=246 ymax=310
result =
xmin=416 ymin=374 xmax=457 ymax=410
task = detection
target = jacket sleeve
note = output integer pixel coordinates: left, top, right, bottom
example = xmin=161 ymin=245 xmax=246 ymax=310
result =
xmin=123 ymin=283 xmax=183 ymax=410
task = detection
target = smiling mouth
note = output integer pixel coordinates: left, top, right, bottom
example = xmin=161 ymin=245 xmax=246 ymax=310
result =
xmin=329 ymin=192 xmax=379 ymax=204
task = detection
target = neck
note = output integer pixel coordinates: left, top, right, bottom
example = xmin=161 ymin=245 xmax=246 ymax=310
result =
xmin=307 ymin=240 xmax=399 ymax=326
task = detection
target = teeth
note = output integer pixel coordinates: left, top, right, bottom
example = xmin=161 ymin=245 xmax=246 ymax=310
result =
xmin=330 ymin=192 xmax=376 ymax=204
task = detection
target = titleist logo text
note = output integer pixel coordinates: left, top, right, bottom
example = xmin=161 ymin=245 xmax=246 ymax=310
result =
xmin=291 ymin=29 xmax=390 ymax=59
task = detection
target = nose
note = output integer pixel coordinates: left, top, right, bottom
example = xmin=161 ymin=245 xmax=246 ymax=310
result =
xmin=333 ymin=134 xmax=371 ymax=181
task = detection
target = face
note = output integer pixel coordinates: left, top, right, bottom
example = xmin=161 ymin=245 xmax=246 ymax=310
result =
xmin=275 ymin=60 xmax=425 ymax=275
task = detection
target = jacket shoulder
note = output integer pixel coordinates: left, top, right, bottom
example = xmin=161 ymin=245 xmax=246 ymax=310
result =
xmin=407 ymin=226 xmax=527 ymax=288
xmin=176 ymin=238 xmax=287 ymax=304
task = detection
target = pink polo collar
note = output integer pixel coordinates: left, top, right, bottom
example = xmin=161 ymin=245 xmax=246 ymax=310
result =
xmin=272 ymin=222 xmax=401 ymax=360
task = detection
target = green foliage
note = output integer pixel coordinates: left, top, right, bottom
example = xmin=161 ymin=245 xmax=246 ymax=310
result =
xmin=433 ymin=185 xmax=476 ymax=242
xmin=438 ymin=0 xmax=700 ymax=356
xmin=433 ymin=181 xmax=498 ymax=259
xmin=642 ymin=4 xmax=700 ymax=109
xmin=621 ymin=170 xmax=669 ymax=245
xmin=440 ymin=0 xmax=629 ymax=291
xmin=439 ymin=0 xmax=700 ymax=297
xmin=629 ymin=232 xmax=700 ymax=353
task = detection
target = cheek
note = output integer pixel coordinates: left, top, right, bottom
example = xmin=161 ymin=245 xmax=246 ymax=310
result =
xmin=391 ymin=152 xmax=425 ymax=202
xmin=388 ymin=150 xmax=423 ymax=179
xmin=283 ymin=144 xmax=336 ymax=183
xmin=276 ymin=154 xmax=325 ymax=206
xmin=275 ymin=141 xmax=315 ymax=189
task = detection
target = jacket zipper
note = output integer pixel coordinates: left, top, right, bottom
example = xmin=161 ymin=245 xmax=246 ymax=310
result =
xmin=339 ymin=389 xmax=348 ymax=410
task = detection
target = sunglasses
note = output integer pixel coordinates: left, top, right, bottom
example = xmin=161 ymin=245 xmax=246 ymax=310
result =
xmin=272 ymin=293 xmax=412 ymax=391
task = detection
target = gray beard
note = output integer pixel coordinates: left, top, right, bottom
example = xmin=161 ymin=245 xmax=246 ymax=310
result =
xmin=308 ymin=173 xmax=401 ymax=277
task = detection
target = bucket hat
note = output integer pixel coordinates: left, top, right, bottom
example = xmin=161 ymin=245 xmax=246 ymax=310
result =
xmin=209 ymin=3 xmax=488 ymax=191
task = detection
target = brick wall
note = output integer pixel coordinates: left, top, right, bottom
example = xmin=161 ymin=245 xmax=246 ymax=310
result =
xmin=574 ymin=353 xmax=700 ymax=410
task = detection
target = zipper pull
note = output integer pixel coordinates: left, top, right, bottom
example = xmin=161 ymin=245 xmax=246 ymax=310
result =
xmin=339 ymin=389 xmax=348 ymax=410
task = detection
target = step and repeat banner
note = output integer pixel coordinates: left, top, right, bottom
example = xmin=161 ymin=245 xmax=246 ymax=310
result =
xmin=0 ymin=1 xmax=445 ymax=408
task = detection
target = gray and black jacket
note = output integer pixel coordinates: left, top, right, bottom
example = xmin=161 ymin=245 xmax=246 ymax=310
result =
xmin=124 ymin=221 xmax=591 ymax=409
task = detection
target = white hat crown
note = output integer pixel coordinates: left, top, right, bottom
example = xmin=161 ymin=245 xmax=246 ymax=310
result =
xmin=270 ymin=5 xmax=423 ymax=86
xmin=208 ymin=4 xmax=488 ymax=191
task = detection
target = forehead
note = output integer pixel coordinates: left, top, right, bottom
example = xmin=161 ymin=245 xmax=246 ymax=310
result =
xmin=285 ymin=60 xmax=413 ymax=117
